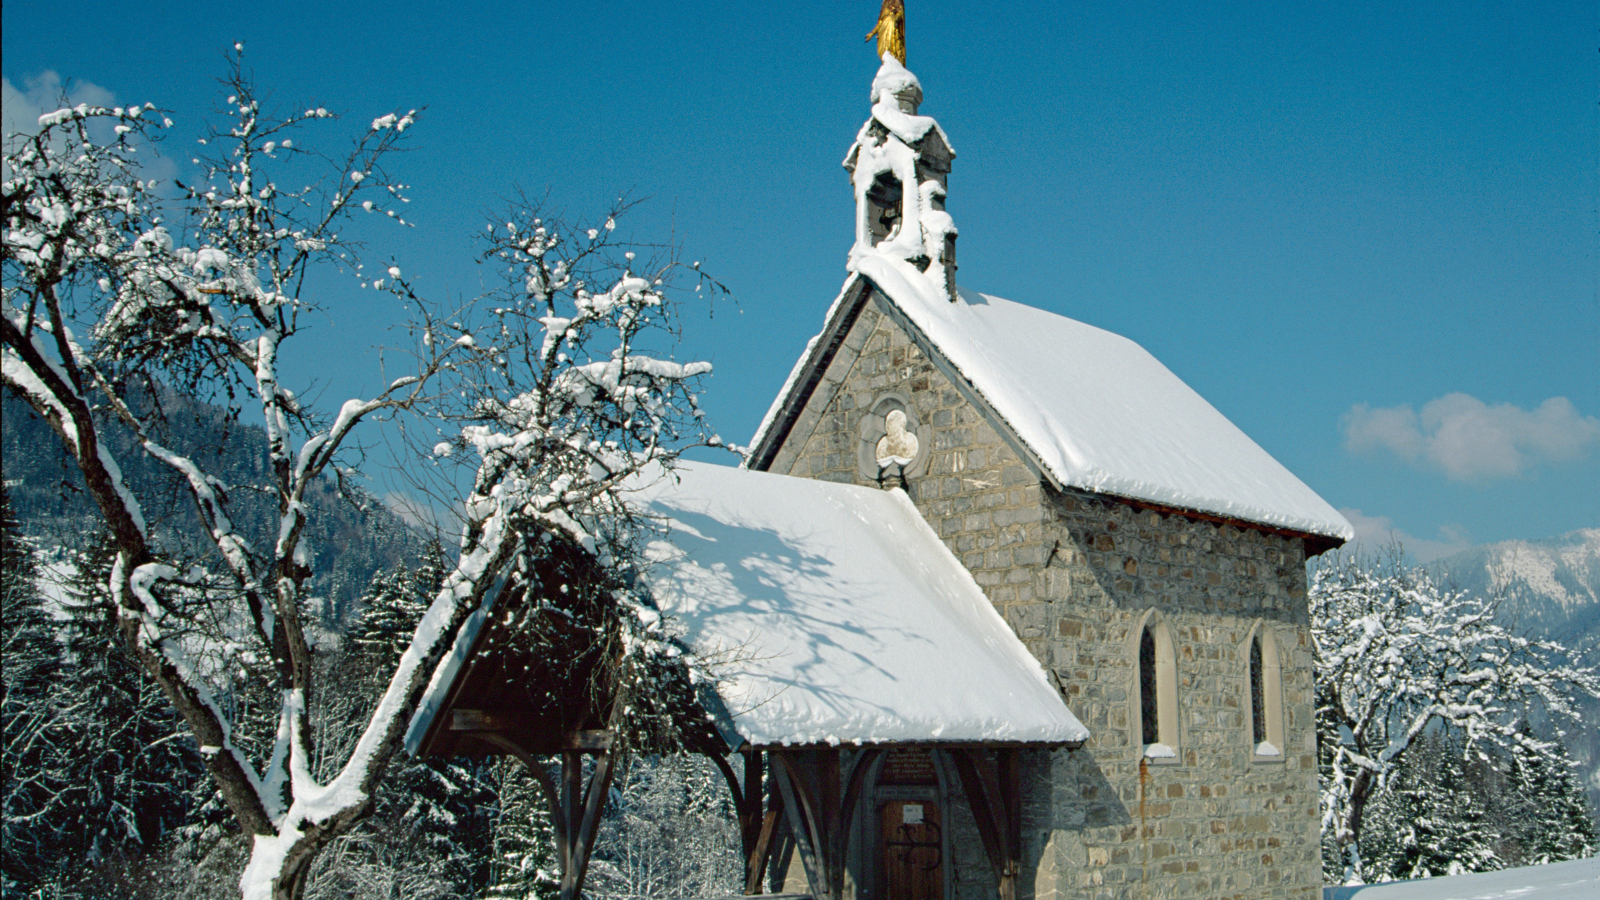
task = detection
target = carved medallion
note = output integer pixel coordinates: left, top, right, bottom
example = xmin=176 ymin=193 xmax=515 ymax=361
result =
xmin=858 ymin=393 xmax=930 ymax=484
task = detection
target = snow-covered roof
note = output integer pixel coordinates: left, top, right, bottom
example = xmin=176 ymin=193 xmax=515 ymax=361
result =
xmin=627 ymin=460 xmax=1088 ymax=748
xmin=750 ymin=256 xmax=1353 ymax=544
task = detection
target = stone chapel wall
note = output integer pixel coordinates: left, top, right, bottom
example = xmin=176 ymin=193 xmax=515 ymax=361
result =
xmin=768 ymin=292 xmax=1322 ymax=900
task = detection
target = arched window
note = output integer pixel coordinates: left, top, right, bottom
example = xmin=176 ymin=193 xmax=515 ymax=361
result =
xmin=1246 ymin=622 xmax=1284 ymax=759
xmin=1133 ymin=611 xmax=1179 ymax=763
xmin=1140 ymin=627 xmax=1159 ymax=745
xmin=1250 ymin=634 xmax=1266 ymax=746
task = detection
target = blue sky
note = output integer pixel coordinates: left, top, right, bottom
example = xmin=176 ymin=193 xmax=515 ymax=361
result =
xmin=4 ymin=0 xmax=1595 ymax=560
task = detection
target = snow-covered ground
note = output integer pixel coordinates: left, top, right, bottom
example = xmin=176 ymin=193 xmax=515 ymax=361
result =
xmin=1323 ymin=857 xmax=1599 ymax=900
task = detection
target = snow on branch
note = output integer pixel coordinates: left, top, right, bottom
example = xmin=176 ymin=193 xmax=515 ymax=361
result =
xmin=1311 ymin=547 xmax=1600 ymax=883
xmin=6 ymin=45 xmax=729 ymax=899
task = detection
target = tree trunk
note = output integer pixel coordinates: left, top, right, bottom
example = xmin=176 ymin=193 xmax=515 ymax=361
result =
xmin=1341 ymin=767 xmax=1374 ymax=882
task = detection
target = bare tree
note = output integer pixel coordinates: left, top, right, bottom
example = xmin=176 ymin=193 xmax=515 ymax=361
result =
xmin=1312 ymin=548 xmax=1600 ymax=884
xmin=2 ymin=48 xmax=721 ymax=899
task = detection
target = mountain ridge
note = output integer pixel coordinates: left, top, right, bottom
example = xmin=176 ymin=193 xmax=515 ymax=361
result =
xmin=1430 ymin=527 xmax=1600 ymax=649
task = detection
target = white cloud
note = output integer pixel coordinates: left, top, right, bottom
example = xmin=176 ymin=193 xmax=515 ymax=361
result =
xmin=1339 ymin=508 xmax=1474 ymax=564
xmin=3 ymin=70 xmax=176 ymax=194
xmin=3 ymin=71 xmax=117 ymax=141
xmin=1342 ymin=393 xmax=1600 ymax=482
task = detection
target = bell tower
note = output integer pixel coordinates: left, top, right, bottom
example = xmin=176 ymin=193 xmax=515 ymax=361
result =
xmin=844 ymin=54 xmax=959 ymax=301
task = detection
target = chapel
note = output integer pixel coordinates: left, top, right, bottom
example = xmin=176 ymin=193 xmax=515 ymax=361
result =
xmin=731 ymin=45 xmax=1353 ymax=900
xmin=407 ymin=24 xmax=1352 ymax=900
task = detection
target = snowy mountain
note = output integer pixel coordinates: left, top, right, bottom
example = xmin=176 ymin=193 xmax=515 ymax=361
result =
xmin=1 ymin=388 xmax=428 ymax=625
xmin=1431 ymin=527 xmax=1600 ymax=826
xmin=1431 ymin=528 xmax=1600 ymax=650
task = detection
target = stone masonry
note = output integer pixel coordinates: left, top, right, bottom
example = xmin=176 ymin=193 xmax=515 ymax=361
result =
xmin=763 ymin=290 xmax=1323 ymax=900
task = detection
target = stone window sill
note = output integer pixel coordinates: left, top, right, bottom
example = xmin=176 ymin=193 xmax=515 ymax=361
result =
xmin=1142 ymin=743 xmax=1180 ymax=765
xmin=1251 ymin=741 xmax=1284 ymax=764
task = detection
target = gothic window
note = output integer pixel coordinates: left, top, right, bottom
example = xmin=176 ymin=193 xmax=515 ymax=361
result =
xmin=1247 ymin=622 xmax=1284 ymax=759
xmin=1250 ymin=635 xmax=1266 ymax=746
xmin=1140 ymin=627 xmax=1159 ymax=745
xmin=1134 ymin=611 xmax=1179 ymax=763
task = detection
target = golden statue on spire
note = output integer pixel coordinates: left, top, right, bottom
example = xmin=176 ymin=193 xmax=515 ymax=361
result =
xmin=866 ymin=0 xmax=906 ymax=64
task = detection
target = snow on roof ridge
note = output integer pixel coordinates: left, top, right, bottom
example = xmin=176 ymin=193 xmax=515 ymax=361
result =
xmin=863 ymin=263 xmax=1354 ymax=541
xmin=753 ymin=254 xmax=1352 ymax=542
xmin=865 ymin=55 xmax=953 ymax=152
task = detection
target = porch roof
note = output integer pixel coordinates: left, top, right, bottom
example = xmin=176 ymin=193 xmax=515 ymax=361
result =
xmin=628 ymin=461 xmax=1088 ymax=749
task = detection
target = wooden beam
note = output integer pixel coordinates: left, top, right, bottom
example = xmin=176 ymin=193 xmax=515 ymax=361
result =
xmin=836 ymin=749 xmax=882 ymax=875
xmin=772 ymin=753 xmax=825 ymax=897
xmin=950 ymin=749 xmax=1024 ymax=900
xmin=745 ymin=808 xmax=780 ymax=895
xmin=998 ymin=748 xmax=1022 ymax=900
xmin=745 ymin=739 xmax=1082 ymax=751
xmin=471 ymin=731 xmax=566 ymax=860
xmin=567 ymin=748 xmax=615 ymax=899
xmin=709 ymin=751 xmax=743 ymax=815
xmin=561 ymin=751 xmax=581 ymax=883
xmin=450 ymin=711 xmax=615 ymax=749
xmin=817 ymin=747 xmax=843 ymax=900
xmin=951 ymin=749 xmax=1006 ymax=881
xmin=741 ymin=748 xmax=767 ymax=894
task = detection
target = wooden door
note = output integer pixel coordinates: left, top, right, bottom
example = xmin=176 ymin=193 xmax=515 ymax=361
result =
xmin=881 ymin=799 xmax=943 ymax=900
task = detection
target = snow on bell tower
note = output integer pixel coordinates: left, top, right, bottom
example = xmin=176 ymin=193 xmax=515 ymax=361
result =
xmin=844 ymin=54 xmax=959 ymax=301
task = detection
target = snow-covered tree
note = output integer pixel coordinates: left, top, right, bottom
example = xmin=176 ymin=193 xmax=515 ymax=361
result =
xmin=3 ymin=511 xmax=207 ymax=897
xmin=2 ymin=49 xmax=721 ymax=900
xmin=1 ymin=481 xmax=60 ymax=890
xmin=1312 ymin=549 xmax=1600 ymax=883
xmin=585 ymin=754 xmax=741 ymax=900
xmin=486 ymin=758 xmax=560 ymax=900
xmin=42 ymin=534 xmax=205 ymax=892
xmin=1497 ymin=720 xmax=1598 ymax=865
xmin=1356 ymin=726 xmax=1502 ymax=881
xmin=299 ymin=553 xmax=496 ymax=898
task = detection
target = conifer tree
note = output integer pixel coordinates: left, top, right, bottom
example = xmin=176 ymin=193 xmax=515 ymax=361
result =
xmin=44 ymin=533 xmax=204 ymax=890
xmin=586 ymin=754 xmax=741 ymax=899
xmin=1 ymin=481 xmax=61 ymax=890
xmin=1357 ymin=729 xmax=1493 ymax=880
xmin=486 ymin=758 xmax=560 ymax=900
xmin=329 ymin=550 xmax=497 ymax=895
xmin=1501 ymin=724 xmax=1599 ymax=865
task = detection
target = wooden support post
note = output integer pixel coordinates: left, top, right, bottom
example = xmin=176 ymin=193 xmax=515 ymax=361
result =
xmin=837 ymin=749 xmax=882 ymax=875
xmin=817 ymin=747 xmax=843 ymax=900
xmin=997 ymin=748 xmax=1022 ymax=900
xmin=562 ymin=751 xmax=581 ymax=881
xmin=544 ymin=731 xmax=615 ymax=900
xmin=566 ymin=748 xmax=615 ymax=899
xmin=951 ymin=748 xmax=1024 ymax=900
xmin=706 ymin=747 xmax=773 ymax=895
xmin=772 ymin=752 xmax=825 ymax=896
xmin=952 ymin=750 xmax=1005 ymax=882
xmin=746 ymin=808 xmax=780 ymax=895
xmin=742 ymin=748 xmax=768 ymax=894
